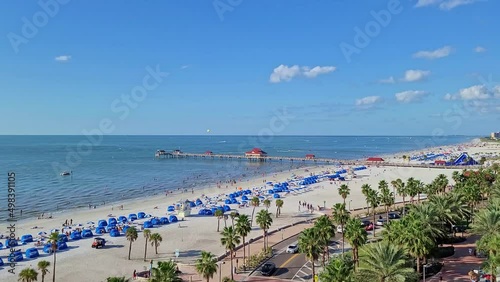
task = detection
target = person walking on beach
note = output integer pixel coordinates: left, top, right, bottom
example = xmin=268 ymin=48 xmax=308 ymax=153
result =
xmin=133 ymin=269 xmax=137 ymax=280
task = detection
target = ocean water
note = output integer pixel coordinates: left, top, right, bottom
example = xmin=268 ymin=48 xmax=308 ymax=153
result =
xmin=0 ymin=135 xmax=475 ymax=220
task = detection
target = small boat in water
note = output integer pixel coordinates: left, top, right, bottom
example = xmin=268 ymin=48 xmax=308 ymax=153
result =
xmin=60 ymin=171 xmax=71 ymax=176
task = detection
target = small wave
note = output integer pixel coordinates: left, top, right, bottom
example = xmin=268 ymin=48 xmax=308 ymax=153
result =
xmin=218 ymin=141 xmax=227 ymax=143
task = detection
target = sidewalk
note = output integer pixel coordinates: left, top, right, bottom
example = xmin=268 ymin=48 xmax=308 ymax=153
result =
xmin=427 ymin=234 xmax=485 ymax=282
xmin=178 ymin=218 xmax=316 ymax=281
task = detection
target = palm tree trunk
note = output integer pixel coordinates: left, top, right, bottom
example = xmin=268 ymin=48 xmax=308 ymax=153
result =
xmin=373 ymin=210 xmax=376 ymax=237
xmin=230 ymin=250 xmax=234 ymax=280
xmin=276 ymin=208 xmax=279 ymax=218
xmin=144 ymin=239 xmax=148 ymax=261
xmin=251 ymin=207 xmax=256 ymax=226
xmin=322 ymin=247 xmax=326 ymax=266
xmin=311 ymin=259 xmax=315 ymax=280
xmin=386 ymin=207 xmax=389 ymax=223
xmin=52 ymin=252 xmax=56 ymax=282
xmin=402 ymin=196 xmax=406 ymax=215
xmin=263 ymin=231 xmax=266 ymax=250
xmin=341 ymin=231 xmax=345 ymax=255
xmin=224 ymin=218 xmax=227 ymax=228
xmin=217 ymin=218 xmax=220 ymax=232
xmin=128 ymin=241 xmax=132 ymax=260
xmin=366 ymin=202 xmax=370 ymax=215
xmin=243 ymin=236 xmax=246 ymax=270
xmin=416 ymin=257 xmax=421 ymax=274
xmin=155 ymin=243 xmax=158 ymax=254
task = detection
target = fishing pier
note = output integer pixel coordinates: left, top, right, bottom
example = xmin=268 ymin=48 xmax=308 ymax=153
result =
xmin=154 ymin=148 xmax=480 ymax=169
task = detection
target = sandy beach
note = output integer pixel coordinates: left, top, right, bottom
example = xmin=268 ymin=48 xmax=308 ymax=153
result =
xmin=1 ymin=140 xmax=498 ymax=282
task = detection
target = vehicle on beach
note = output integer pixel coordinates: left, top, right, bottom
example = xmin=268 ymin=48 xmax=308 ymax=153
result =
xmin=260 ymin=262 xmax=276 ymax=276
xmin=91 ymin=237 xmax=106 ymax=249
xmin=286 ymin=244 xmax=298 ymax=253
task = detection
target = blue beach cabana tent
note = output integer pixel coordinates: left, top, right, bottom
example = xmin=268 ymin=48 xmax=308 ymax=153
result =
xmin=160 ymin=217 xmax=169 ymax=224
xmin=138 ymin=212 xmax=146 ymax=219
xmin=224 ymin=199 xmax=232 ymax=205
xmin=43 ymin=244 xmax=53 ymax=254
xmin=98 ymin=220 xmax=108 ymax=227
xmin=0 ymin=258 xmax=3 ymax=266
xmin=0 ymin=242 xmax=3 ymax=249
xmin=108 ymin=218 xmax=117 ymax=225
xmin=95 ymin=227 xmax=105 ymax=235
xmin=109 ymin=229 xmax=120 ymax=237
xmin=143 ymin=221 xmax=153 ymax=228
xmin=195 ymin=199 xmax=203 ymax=206
xmin=58 ymin=234 xmax=68 ymax=243
xmin=70 ymin=231 xmax=82 ymax=240
xmin=11 ymin=250 xmax=23 ymax=261
xmin=167 ymin=206 xmax=175 ymax=212
xmin=151 ymin=218 xmax=161 ymax=225
xmin=242 ymin=195 xmax=249 ymax=201
xmin=5 ymin=239 xmax=18 ymax=247
xmin=128 ymin=214 xmax=138 ymax=221
xmin=223 ymin=205 xmax=231 ymax=212
xmin=105 ymin=225 xmax=118 ymax=232
xmin=122 ymin=225 xmax=130 ymax=234
xmin=273 ymin=193 xmax=281 ymax=199
xmin=57 ymin=241 xmax=68 ymax=250
xmin=118 ymin=216 xmax=128 ymax=223
xmin=169 ymin=215 xmax=178 ymax=223
xmin=25 ymin=248 xmax=39 ymax=258
xmin=21 ymin=234 xmax=33 ymax=244
xmin=81 ymin=229 xmax=93 ymax=238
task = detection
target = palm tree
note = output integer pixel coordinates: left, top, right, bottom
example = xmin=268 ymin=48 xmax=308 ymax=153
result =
xmin=298 ymin=228 xmax=321 ymax=280
xmin=357 ymin=241 xmax=416 ymax=282
xmin=378 ymin=183 xmax=394 ymax=222
xmin=391 ymin=179 xmax=407 ymax=213
xmin=215 ymin=209 xmax=224 ymax=232
xmin=195 ymin=251 xmax=218 ymax=282
xmin=434 ymin=174 xmax=449 ymax=195
xmin=125 ymin=226 xmax=138 ymax=260
xmin=150 ymin=260 xmax=182 ymax=282
xmin=150 ymin=233 xmax=163 ymax=254
xmin=344 ymin=217 xmax=367 ymax=267
xmin=314 ymin=215 xmax=335 ymax=265
xmin=230 ymin=211 xmax=238 ymax=227
xmin=361 ymin=184 xmax=372 ymax=215
xmin=18 ymin=267 xmax=38 ymax=282
xmin=250 ymin=196 xmax=260 ymax=225
xmin=331 ymin=203 xmax=349 ymax=254
xmin=275 ymin=199 xmax=284 ymax=218
xmin=47 ymin=232 xmax=59 ymax=282
xmin=366 ymin=189 xmax=380 ymax=237
xmin=37 ymin=260 xmax=50 ymax=282
xmin=263 ymin=199 xmax=271 ymax=210
xmin=106 ymin=277 xmax=130 ymax=282
xmin=220 ymin=226 xmax=241 ymax=281
xmin=235 ymin=214 xmax=251 ymax=270
xmin=477 ymin=234 xmax=500 ymax=281
xmin=256 ymin=209 xmax=273 ymax=249
xmin=338 ymin=184 xmax=350 ymax=207
xmin=428 ymin=193 xmax=469 ymax=233
xmin=319 ymin=254 xmax=354 ymax=282
xmin=143 ymin=229 xmax=151 ymax=261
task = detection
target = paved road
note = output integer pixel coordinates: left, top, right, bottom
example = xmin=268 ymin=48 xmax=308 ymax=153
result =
xmin=250 ymin=211 xmax=400 ymax=281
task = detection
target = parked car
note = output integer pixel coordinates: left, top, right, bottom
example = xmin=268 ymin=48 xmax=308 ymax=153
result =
xmin=261 ymin=262 xmax=276 ymax=276
xmin=360 ymin=220 xmax=371 ymax=227
xmin=365 ymin=223 xmax=374 ymax=231
xmin=388 ymin=213 xmax=401 ymax=219
xmin=286 ymin=244 xmax=298 ymax=254
xmin=376 ymin=219 xmax=387 ymax=226
xmin=337 ymin=225 xmax=345 ymax=233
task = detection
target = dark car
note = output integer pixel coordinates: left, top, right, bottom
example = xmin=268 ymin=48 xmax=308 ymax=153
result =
xmin=261 ymin=262 xmax=276 ymax=276
xmin=388 ymin=213 xmax=401 ymax=219
xmin=361 ymin=220 xmax=371 ymax=227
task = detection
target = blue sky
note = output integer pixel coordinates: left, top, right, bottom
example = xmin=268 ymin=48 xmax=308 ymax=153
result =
xmin=0 ymin=0 xmax=499 ymax=135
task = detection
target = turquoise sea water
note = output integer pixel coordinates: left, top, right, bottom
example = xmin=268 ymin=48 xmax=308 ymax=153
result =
xmin=0 ymin=135 xmax=475 ymax=220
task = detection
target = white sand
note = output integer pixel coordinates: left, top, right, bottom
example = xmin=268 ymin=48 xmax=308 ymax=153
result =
xmin=1 ymin=141 xmax=498 ymax=282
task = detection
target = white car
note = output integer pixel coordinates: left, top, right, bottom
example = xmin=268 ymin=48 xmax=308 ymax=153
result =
xmin=337 ymin=225 xmax=344 ymax=233
xmin=286 ymin=244 xmax=298 ymax=253
xmin=376 ymin=219 xmax=387 ymax=226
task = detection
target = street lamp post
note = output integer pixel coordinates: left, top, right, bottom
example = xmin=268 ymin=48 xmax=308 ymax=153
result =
xmin=423 ymin=264 xmax=428 ymax=282
xmin=219 ymin=261 xmax=225 ymax=282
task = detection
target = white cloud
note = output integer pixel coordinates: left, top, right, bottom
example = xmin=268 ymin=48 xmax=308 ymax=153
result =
xmin=302 ymin=66 xmax=336 ymax=78
xmin=395 ymin=90 xmax=429 ymax=103
xmin=444 ymin=85 xmax=492 ymax=100
xmin=414 ymin=0 xmax=481 ymax=10
xmin=355 ymin=96 xmax=382 ymax=107
xmin=402 ymin=70 xmax=431 ymax=82
xmin=180 ymin=65 xmax=190 ymax=69
xmin=55 ymin=55 xmax=71 ymax=62
xmin=413 ymin=46 xmax=452 ymax=59
xmin=379 ymin=76 xmax=396 ymax=84
xmin=474 ymin=46 xmax=487 ymax=53
xmin=269 ymin=64 xmax=336 ymax=83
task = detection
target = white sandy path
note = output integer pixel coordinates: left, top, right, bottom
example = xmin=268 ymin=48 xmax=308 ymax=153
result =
xmin=0 ymin=161 xmax=470 ymax=282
